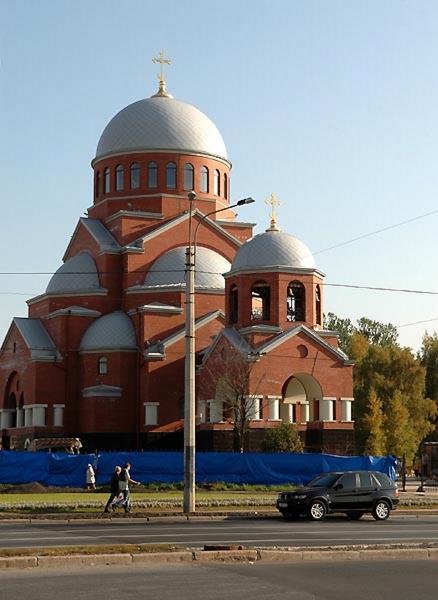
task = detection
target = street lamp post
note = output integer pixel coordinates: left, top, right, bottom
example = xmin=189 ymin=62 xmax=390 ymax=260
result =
xmin=183 ymin=193 xmax=255 ymax=514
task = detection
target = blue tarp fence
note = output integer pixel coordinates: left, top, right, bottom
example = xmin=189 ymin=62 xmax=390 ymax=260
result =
xmin=0 ymin=451 xmax=397 ymax=488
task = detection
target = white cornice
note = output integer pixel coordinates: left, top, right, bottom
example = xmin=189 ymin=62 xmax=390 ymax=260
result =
xmin=91 ymin=149 xmax=232 ymax=169
xmin=224 ymin=266 xmax=326 ymax=279
xmin=105 ymin=210 xmax=164 ymax=224
xmin=27 ymin=289 xmax=108 ymax=306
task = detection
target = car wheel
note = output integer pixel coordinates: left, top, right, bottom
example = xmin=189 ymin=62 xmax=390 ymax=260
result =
xmin=347 ymin=512 xmax=364 ymax=520
xmin=307 ymin=499 xmax=327 ymax=521
xmin=372 ymin=500 xmax=390 ymax=521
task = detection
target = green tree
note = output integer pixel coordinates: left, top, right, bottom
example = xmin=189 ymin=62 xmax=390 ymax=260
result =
xmin=263 ymin=423 xmax=304 ymax=453
xmin=359 ymin=389 xmax=385 ymax=456
xmin=353 ymin=339 xmax=436 ymax=460
xmin=384 ymin=391 xmax=415 ymax=461
xmin=420 ymin=332 xmax=438 ymax=404
xmin=323 ymin=312 xmax=355 ymax=354
xmin=356 ymin=317 xmax=398 ymax=347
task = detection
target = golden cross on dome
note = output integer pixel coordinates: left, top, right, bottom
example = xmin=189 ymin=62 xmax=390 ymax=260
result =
xmin=265 ymin=193 xmax=283 ymax=231
xmin=152 ymin=50 xmax=172 ymax=97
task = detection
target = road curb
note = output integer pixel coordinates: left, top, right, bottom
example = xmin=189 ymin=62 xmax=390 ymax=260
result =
xmin=1 ymin=545 xmax=438 ymax=570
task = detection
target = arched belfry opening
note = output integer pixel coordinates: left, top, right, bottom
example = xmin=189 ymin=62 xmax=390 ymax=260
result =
xmin=251 ymin=280 xmax=270 ymax=321
xmin=281 ymin=373 xmax=323 ymax=423
xmin=287 ymin=281 xmax=305 ymax=322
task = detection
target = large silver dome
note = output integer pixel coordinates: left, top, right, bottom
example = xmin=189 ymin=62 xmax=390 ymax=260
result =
xmin=95 ymin=96 xmax=228 ymax=162
xmin=46 ymin=252 xmax=100 ymax=295
xmin=230 ymin=230 xmax=316 ymax=274
xmin=80 ymin=311 xmax=137 ymax=351
xmin=144 ymin=246 xmax=231 ymax=289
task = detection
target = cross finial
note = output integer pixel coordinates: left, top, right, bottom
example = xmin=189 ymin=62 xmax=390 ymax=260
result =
xmin=265 ymin=193 xmax=283 ymax=231
xmin=151 ymin=50 xmax=172 ymax=97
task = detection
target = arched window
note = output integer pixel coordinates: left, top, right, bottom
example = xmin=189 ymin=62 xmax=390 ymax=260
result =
xmin=95 ymin=171 xmax=100 ymax=198
xmin=115 ymin=165 xmax=124 ymax=191
xmin=315 ymin=284 xmax=322 ymax=325
xmin=130 ymin=162 xmax=140 ymax=189
xmin=148 ymin=161 xmax=158 ymax=188
xmin=98 ymin=356 xmax=108 ymax=375
xmin=223 ymin=173 xmax=228 ymax=199
xmin=229 ymin=285 xmax=238 ymax=324
xmin=184 ymin=163 xmax=194 ymax=191
xmin=251 ymin=280 xmax=270 ymax=321
xmin=104 ymin=168 xmax=111 ymax=193
xmin=166 ymin=162 xmax=177 ymax=189
xmin=287 ymin=281 xmax=305 ymax=322
xmin=201 ymin=166 xmax=209 ymax=193
xmin=214 ymin=169 xmax=220 ymax=196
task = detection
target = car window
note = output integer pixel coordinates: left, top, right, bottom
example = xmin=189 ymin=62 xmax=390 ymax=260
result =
xmin=337 ymin=473 xmax=357 ymax=490
xmin=358 ymin=472 xmax=373 ymax=489
xmin=371 ymin=472 xmax=395 ymax=488
xmin=308 ymin=474 xmax=340 ymax=488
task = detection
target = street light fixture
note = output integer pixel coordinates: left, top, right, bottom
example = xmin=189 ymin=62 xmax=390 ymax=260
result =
xmin=183 ymin=193 xmax=255 ymax=514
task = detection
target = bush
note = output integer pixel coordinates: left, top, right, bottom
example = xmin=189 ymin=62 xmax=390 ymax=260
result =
xmin=263 ymin=423 xmax=304 ymax=453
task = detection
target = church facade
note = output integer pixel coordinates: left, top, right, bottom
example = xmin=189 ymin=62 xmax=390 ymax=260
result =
xmin=0 ymin=65 xmax=355 ymax=453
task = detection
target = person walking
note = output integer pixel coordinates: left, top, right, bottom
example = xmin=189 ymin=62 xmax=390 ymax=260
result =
xmin=103 ymin=465 xmax=121 ymax=513
xmin=117 ymin=462 xmax=140 ymax=513
xmin=86 ymin=463 xmax=96 ymax=490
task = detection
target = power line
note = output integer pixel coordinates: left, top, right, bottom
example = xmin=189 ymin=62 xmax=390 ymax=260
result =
xmin=314 ymin=208 xmax=438 ymax=255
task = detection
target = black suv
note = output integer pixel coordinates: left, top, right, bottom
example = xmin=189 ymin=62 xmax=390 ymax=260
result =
xmin=276 ymin=470 xmax=399 ymax=521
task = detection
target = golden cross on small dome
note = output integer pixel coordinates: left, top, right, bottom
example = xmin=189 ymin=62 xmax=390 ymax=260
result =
xmin=265 ymin=193 xmax=283 ymax=231
xmin=152 ymin=50 xmax=172 ymax=97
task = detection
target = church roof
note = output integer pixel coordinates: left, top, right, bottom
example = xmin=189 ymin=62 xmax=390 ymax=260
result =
xmin=46 ymin=252 xmax=103 ymax=295
xmin=95 ymin=96 xmax=228 ymax=162
xmin=80 ymin=311 xmax=137 ymax=351
xmin=13 ymin=318 xmax=61 ymax=361
xmin=144 ymin=246 xmax=231 ymax=290
xmin=228 ymin=229 xmax=318 ymax=275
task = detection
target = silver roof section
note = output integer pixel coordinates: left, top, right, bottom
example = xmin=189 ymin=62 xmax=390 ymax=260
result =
xmin=63 ymin=218 xmax=121 ymax=261
xmin=82 ymin=384 xmax=122 ymax=398
xmin=80 ymin=310 xmax=137 ymax=351
xmin=95 ymin=96 xmax=228 ymax=162
xmin=144 ymin=246 xmax=231 ymax=290
xmin=230 ymin=229 xmax=318 ymax=274
xmin=46 ymin=252 xmax=101 ymax=295
xmin=45 ymin=306 xmax=102 ymax=319
xmin=13 ymin=318 xmax=61 ymax=361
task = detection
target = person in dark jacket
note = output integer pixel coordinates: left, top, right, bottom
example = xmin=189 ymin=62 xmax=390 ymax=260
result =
xmin=103 ymin=465 xmax=122 ymax=513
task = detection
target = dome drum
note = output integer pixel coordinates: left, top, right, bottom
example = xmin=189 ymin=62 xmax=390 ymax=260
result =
xmin=92 ymin=152 xmax=230 ymax=206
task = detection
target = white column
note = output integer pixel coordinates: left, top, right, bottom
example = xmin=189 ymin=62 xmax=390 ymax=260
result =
xmin=301 ymin=402 xmax=310 ymax=423
xmin=268 ymin=397 xmax=280 ymax=420
xmin=32 ymin=404 xmax=47 ymax=427
xmin=341 ymin=397 xmax=354 ymax=421
xmin=321 ymin=397 xmax=335 ymax=421
xmin=0 ymin=409 xmax=14 ymax=429
xmin=53 ymin=404 xmax=65 ymax=427
xmin=24 ymin=406 xmax=33 ymax=427
xmin=144 ymin=402 xmax=159 ymax=426
xmin=198 ymin=400 xmax=207 ymax=424
xmin=16 ymin=408 xmax=24 ymax=428
xmin=209 ymin=399 xmax=223 ymax=423
xmin=249 ymin=397 xmax=261 ymax=420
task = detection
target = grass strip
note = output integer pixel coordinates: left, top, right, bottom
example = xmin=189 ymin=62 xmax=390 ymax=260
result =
xmin=0 ymin=543 xmax=182 ymax=558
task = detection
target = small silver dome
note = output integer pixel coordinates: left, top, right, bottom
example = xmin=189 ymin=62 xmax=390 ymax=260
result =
xmin=80 ymin=311 xmax=137 ymax=351
xmin=230 ymin=230 xmax=316 ymax=274
xmin=145 ymin=246 xmax=231 ymax=289
xmin=46 ymin=252 xmax=100 ymax=295
xmin=95 ymin=96 xmax=228 ymax=161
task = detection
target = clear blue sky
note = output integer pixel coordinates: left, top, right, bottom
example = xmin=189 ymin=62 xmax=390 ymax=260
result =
xmin=0 ymin=0 xmax=437 ymax=351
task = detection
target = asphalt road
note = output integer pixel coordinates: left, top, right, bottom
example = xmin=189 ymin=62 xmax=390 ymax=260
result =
xmin=1 ymin=515 xmax=438 ymax=549
xmin=0 ymin=561 xmax=437 ymax=600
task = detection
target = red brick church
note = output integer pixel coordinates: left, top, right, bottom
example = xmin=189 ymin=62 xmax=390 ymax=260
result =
xmin=0 ymin=59 xmax=354 ymax=453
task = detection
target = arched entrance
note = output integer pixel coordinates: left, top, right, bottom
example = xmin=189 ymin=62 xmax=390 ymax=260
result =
xmin=280 ymin=374 xmax=323 ymax=423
